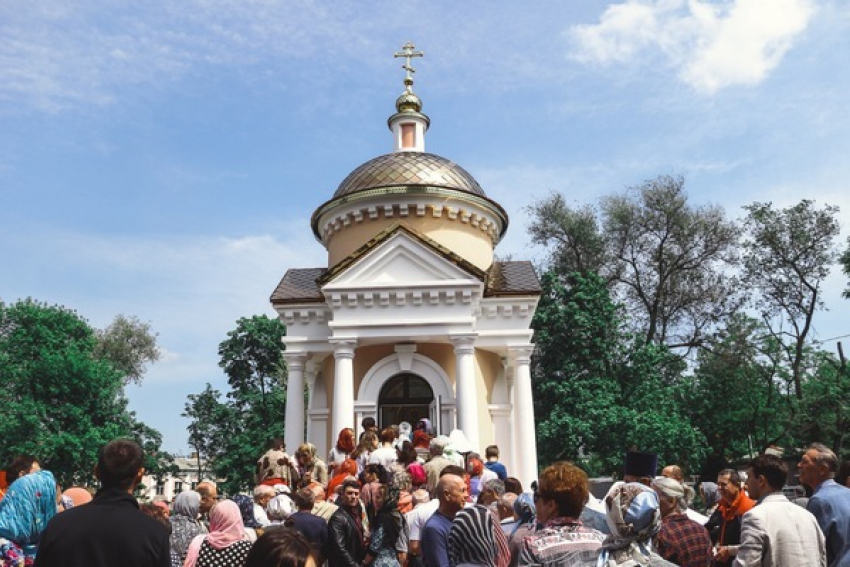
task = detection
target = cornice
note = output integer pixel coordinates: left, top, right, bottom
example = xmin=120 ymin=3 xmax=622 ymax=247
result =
xmin=312 ymin=188 xmax=508 ymax=245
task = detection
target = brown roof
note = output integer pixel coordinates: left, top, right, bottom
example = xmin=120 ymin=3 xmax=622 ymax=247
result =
xmin=485 ymin=261 xmax=541 ymax=296
xmin=270 ymin=249 xmax=540 ymax=306
xmin=270 ymin=267 xmax=326 ymax=304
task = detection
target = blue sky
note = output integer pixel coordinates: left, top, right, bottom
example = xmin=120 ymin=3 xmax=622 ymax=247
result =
xmin=2 ymin=0 xmax=848 ymax=455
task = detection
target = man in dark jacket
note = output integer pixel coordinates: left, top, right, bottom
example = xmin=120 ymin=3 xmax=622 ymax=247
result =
xmin=327 ymin=479 xmax=366 ymax=566
xmin=288 ymin=487 xmax=328 ymax=562
xmin=35 ymin=439 xmax=170 ymax=567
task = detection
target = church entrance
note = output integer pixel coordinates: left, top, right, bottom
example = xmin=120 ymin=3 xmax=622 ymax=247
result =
xmin=377 ymin=373 xmax=434 ymax=428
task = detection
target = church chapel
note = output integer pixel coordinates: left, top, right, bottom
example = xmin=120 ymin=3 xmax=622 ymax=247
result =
xmin=270 ymin=44 xmax=542 ymax=486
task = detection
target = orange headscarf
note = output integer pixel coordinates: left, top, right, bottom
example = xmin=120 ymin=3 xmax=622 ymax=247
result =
xmin=327 ymin=458 xmax=359 ymax=497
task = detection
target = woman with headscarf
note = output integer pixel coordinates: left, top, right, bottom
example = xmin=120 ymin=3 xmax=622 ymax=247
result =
xmin=266 ymin=493 xmax=295 ymax=525
xmin=328 ymin=428 xmax=356 ymax=477
xmin=327 ymin=458 xmax=359 ymax=500
xmin=449 ymin=504 xmax=510 ymax=567
xmin=184 ymin=499 xmax=252 ymax=567
xmin=295 ymin=444 xmax=328 ymax=489
xmin=507 ymin=492 xmax=536 ymax=567
xmin=364 ymin=484 xmax=406 ymax=567
xmin=0 ymin=469 xmax=56 ymax=565
xmin=395 ymin=422 xmax=413 ymax=449
xmin=170 ymin=491 xmax=206 ymax=566
xmin=651 ymin=477 xmax=712 ymax=567
xmin=232 ymin=494 xmax=263 ymax=542
xmin=699 ymin=482 xmax=719 ymax=516
xmin=598 ymin=482 xmax=677 ymax=567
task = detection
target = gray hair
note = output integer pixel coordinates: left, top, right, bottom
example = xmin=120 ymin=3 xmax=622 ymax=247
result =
xmin=430 ymin=435 xmax=449 ymax=456
xmin=809 ymin=443 xmax=838 ymax=475
xmin=652 ymin=476 xmax=688 ymax=512
xmin=482 ymin=479 xmax=505 ymax=497
xmin=253 ymin=484 xmax=275 ymax=500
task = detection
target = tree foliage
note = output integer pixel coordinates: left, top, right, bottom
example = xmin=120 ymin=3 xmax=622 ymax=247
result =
xmin=528 ymin=175 xmax=741 ymax=351
xmin=686 ymin=315 xmax=796 ymax=475
xmin=742 ymin=200 xmax=841 ymax=399
xmin=0 ymin=298 xmax=167 ymax=487
xmin=531 ymin=271 xmax=706 ymax=476
xmin=184 ymin=315 xmax=287 ymax=494
xmin=94 ymin=314 xmax=161 ymax=386
xmin=840 ymin=236 xmax=850 ymax=300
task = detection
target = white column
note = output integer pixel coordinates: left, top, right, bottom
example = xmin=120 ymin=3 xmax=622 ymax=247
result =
xmin=511 ymin=346 xmax=538 ymax=488
xmin=331 ymin=340 xmax=356 ymax=437
xmin=452 ymin=335 xmax=479 ymax=453
xmin=283 ymin=352 xmax=307 ymax=453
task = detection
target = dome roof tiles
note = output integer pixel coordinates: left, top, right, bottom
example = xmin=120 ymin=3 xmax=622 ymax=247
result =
xmin=334 ymin=151 xmax=485 ymax=198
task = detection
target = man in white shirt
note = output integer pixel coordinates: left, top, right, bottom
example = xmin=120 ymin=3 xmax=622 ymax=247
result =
xmin=734 ymin=454 xmax=825 ymax=567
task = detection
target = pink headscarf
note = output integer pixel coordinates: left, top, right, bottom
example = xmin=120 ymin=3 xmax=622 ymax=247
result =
xmin=183 ymin=500 xmax=246 ymax=567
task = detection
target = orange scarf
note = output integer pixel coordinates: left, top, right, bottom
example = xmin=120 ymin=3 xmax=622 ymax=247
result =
xmin=718 ymin=490 xmax=755 ymax=543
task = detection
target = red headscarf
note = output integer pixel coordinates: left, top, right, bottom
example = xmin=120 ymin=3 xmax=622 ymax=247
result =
xmin=328 ymin=458 xmax=359 ymax=497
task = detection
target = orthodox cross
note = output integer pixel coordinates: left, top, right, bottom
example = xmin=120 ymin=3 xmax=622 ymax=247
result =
xmin=394 ymin=42 xmax=424 ymax=89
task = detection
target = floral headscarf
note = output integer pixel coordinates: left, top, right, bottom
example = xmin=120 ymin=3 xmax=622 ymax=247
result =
xmin=0 ymin=470 xmax=57 ymax=546
xmin=231 ymin=494 xmax=260 ymax=529
xmin=597 ymin=482 xmax=661 ymax=567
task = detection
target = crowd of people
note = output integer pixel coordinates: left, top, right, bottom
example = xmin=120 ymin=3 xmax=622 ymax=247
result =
xmin=0 ymin=416 xmax=848 ymax=567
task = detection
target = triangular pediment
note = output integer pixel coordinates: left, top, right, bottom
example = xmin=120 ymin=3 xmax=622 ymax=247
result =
xmin=322 ymin=225 xmax=483 ymax=290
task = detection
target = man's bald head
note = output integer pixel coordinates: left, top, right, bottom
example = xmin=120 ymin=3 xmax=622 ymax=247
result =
xmin=436 ymin=473 xmax=467 ymax=517
xmin=662 ymin=465 xmax=684 ymax=482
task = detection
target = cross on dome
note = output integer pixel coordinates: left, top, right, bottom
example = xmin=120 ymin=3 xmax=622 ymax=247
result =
xmin=394 ymin=41 xmax=424 ymax=91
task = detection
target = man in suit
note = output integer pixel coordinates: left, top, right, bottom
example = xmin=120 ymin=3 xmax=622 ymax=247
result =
xmin=799 ymin=443 xmax=850 ymax=567
xmin=35 ymin=439 xmax=171 ymax=567
xmin=734 ymin=453 xmax=825 ymax=567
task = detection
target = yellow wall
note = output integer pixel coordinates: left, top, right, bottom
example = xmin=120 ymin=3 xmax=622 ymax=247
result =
xmin=324 ymin=214 xmax=496 ymax=271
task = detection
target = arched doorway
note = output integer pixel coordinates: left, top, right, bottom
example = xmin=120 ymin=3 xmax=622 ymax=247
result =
xmin=377 ymin=373 xmax=434 ymax=428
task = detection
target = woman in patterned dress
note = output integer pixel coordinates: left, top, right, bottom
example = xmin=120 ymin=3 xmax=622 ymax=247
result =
xmin=183 ymin=500 xmax=252 ymax=567
xmin=364 ymin=484 xmax=407 ymax=567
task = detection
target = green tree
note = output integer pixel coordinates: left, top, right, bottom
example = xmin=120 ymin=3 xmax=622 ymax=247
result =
xmin=0 ymin=298 xmax=166 ymax=487
xmin=183 ymin=384 xmax=227 ymax=478
xmin=531 ymin=271 xmax=706 ymax=476
xmin=742 ymin=200 xmax=841 ymax=399
xmin=185 ymin=315 xmax=288 ymax=494
xmin=799 ymin=347 xmax=850 ymax=455
xmin=687 ymin=315 xmax=795 ymax=472
xmin=528 ymin=175 xmax=741 ymax=351
xmin=840 ymin=237 xmax=850 ymax=299
xmin=94 ymin=314 xmax=160 ymax=386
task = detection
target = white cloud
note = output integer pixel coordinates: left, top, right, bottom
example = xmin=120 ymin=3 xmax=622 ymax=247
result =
xmin=568 ymin=0 xmax=817 ymax=93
